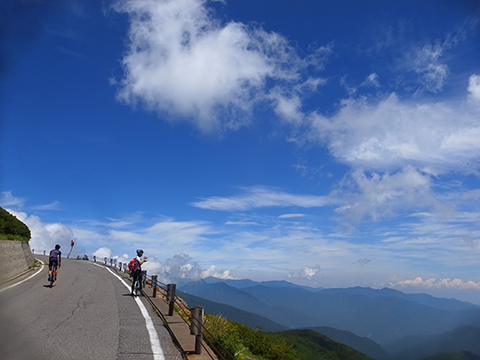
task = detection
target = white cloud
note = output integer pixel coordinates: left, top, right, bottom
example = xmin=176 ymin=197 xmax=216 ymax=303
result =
xmin=306 ymin=87 xmax=480 ymax=173
xmin=330 ymin=167 xmax=445 ymax=222
xmin=92 ymin=247 xmax=112 ymax=259
xmin=31 ymin=201 xmax=62 ymax=211
xmin=361 ymin=73 xmax=380 ymax=88
xmin=200 ymin=265 xmax=236 ymax=280
xmin=278 ymin=213 xmax=305 ymax=219
xmin=468 ymin=74 xmax=480 ymax=103
xmin=287 ymin=264 xmax=322 ymax=281
xmin=5 ymin=209 xmax=75 ymax=252
xmin=0 ymin=191 xmax=26 ymax=208
xmin=391 ymin=276 xmax=480 ymax=290
xmin=113 ymin=0 xmax=323 ymax=133
xmin=191 ymin=185 xmax=327 ymax=211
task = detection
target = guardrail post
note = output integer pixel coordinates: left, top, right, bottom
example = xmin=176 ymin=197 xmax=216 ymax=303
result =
xmin=123 ymin=263 xmax=127 ymax=273
xmin=190 ymin=306 xmax=204 ymax=354
xmin=118 ymin=261 xmax=122 ymax=270
xmin=93 ymin=256 xmax=96 ymax=262
xmin=151 ymin=275 xmax=158 ymax=298
xmin=167 ymin=283 xmax=176 ymax=316
xmin=32 ymin=249 xmax=34 ymax=254
xmin=44 ymin=250 xmax=46 ymax=255
xmin=104 ymin=257 xmax=107 ymax=265
xmin=142 ymin=270 xmax=147 ymax=288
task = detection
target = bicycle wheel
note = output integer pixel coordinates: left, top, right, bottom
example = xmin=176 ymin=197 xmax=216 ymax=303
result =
xmin=50 ymin=266 xmax=55 ymax=287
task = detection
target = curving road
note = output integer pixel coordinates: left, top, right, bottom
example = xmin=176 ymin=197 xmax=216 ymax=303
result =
xmin=0 ymin=256 xmax=183 ymax=360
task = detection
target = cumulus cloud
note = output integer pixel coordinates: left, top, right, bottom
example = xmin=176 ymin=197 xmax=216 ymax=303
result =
xmin=287 ymin=264 xmax=322 ymax=281
xmin=92 ymin=247 xmax=112 ymax=259
xmin=5 ymin=209 xmax=74 ymax=252
xmin=200 ymin=265 xmax=236 ymax=280
xmin=191 ymin=185 xmax=328 ymax=211
xmin=112 ymin=0 xmax=325 ymax=133
xmin=306 ymin=89 xmax=480 ymax=173
xmin=330 ymin=167 xmax=445 ymax=222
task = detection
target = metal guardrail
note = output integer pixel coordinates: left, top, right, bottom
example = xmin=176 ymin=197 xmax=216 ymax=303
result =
xmin=33 ymin=250 xmax=236 ymax=360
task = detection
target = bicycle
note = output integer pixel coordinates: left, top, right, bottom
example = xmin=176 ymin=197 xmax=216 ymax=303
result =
xmin=49 ymin=264 xmax=58 ymax=288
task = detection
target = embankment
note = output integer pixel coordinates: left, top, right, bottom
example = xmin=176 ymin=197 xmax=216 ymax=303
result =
xmin=0 ymin=240 xmax=35 ymax=284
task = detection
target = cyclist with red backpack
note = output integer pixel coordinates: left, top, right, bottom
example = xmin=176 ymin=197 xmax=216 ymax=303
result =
xmin=130 ymin=249 xmax=147 ymax=296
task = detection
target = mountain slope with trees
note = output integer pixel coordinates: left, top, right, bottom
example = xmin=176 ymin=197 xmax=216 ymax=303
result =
xmin=0 ymin=206 xmax=31 ymax=241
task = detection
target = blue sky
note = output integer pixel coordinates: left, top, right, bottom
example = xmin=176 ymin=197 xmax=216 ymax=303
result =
xmin=1 ymin=0 xmax=480 ymax=303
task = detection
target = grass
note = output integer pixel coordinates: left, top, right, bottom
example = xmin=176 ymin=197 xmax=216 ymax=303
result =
xmin=0 ymin=234 xmax=30 ymax=241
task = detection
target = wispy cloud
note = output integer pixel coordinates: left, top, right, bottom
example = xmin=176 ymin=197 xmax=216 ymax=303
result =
xmin=191 ymin=186 xmax=328 ymax=211
xmin=0 ymin=191 xmax=26 ymax=208
xmin=390 ymin=276 xmax=480 ymax=290
xmin=31 ymin=201 xmax=62 ymax=211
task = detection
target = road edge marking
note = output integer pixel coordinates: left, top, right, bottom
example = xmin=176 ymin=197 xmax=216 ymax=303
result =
xmin=104 ymin=266 xmax=165 ymax=360
xmin=0 ymin=258 xmax=45 ymax=293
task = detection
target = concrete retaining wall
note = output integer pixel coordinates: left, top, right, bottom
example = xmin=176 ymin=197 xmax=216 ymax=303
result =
xmin=0 ymin=239 xmax=35 ymax=284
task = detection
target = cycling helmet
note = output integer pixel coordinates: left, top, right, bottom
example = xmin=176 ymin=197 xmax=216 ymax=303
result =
xmin=136 ymin=249 xmax=144 ymax=255
xmin=55 ymin=244 xmax=61 ymax=250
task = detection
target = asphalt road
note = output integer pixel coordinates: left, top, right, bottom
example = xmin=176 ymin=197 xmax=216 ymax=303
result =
xmin=0 ymin=256 xmax=183 ymax=360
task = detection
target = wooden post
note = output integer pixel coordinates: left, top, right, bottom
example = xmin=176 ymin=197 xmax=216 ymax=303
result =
xmin=167 ymin=283 xmax=176 ymax=316
xmin=152 ymin=275 xmax=158 ymax=298
xmin=190 ymin=306 xmax=204 ymax=354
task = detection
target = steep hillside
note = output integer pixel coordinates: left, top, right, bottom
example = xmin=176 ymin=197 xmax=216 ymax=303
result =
xmin=385 ymin=326 xmax=480 ymax=360
xmin=0 ymin=207 xmax=31 ymax=241
xmin=308 ymin=326 xmax=396 ymax=360
xmin=275 ymin=329 xmax=373 ymax=360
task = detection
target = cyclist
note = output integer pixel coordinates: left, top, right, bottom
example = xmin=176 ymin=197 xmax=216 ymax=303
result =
xmin=48 ymin=244 xmax=62 ymax=282
xmin=131 ymin=249 xmax=147 ymax=296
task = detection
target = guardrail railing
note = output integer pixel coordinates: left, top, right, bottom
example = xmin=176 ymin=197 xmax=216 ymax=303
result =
xmin=33 ymin=250 xmax=236 ymax=360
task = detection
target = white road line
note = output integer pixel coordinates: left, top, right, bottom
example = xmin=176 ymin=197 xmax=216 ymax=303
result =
xmin=0 ymin=259 xmax=45 ymax=293
xmin=104 ymin=266 xmax=165 ymax=360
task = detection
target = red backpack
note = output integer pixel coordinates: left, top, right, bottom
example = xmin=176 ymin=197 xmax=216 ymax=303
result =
xmin=128 ymin=258 xmax=136 ymax=272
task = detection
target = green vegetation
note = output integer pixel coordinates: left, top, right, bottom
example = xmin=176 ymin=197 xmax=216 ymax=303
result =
xmin=75 ymin=255 xmax=90 ymax=260
xmin=0 ymin=206 xmax=31 ymax=241
xmin=202 ymin=314 xmax=375 ymax=360
xmin=204 ymin=314 xmax=301 ymax=360
xmin=276 ymin=329 xmax=373 ymax=360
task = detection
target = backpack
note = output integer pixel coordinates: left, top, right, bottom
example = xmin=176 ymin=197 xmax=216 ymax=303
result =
xmin=128 ymin=258 xmax=136 ymax=272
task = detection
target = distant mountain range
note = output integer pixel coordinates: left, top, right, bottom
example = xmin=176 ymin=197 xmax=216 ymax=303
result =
xmin=178 ymin=277 xmax=480 ymax=359
xmin=385 ymin=326 xmax=480 ymax=360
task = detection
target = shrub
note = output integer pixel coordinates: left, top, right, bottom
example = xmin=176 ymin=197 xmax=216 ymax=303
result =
xmin=0 ymin=206 xmax=31 ymax=241
xmin=203 ymin=314 xmax=302 ymax=360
